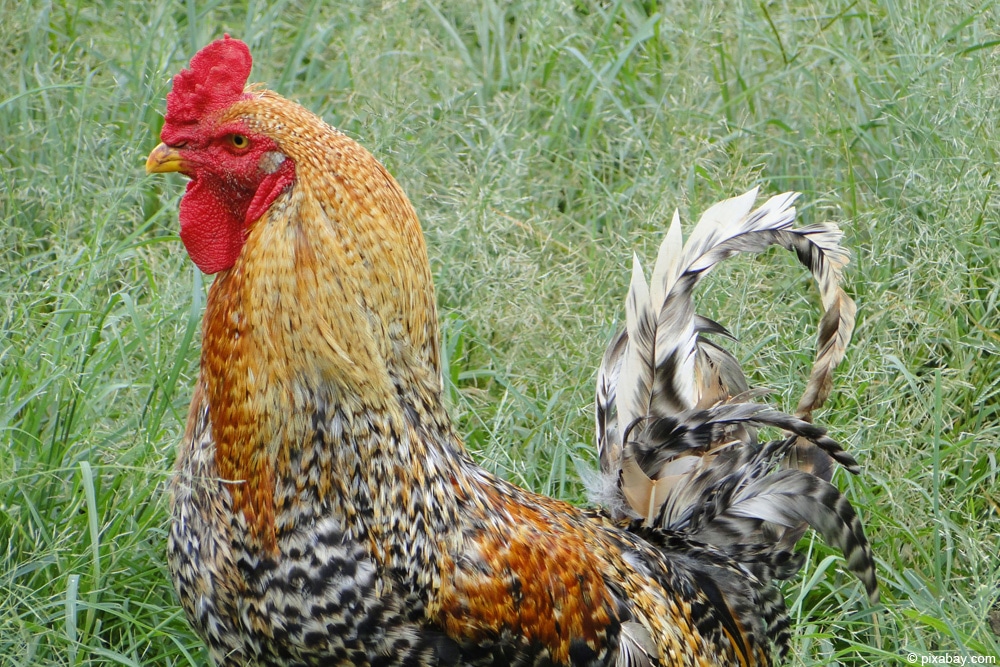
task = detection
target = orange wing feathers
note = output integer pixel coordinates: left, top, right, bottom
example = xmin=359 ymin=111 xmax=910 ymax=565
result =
xmin=438 ymin=499 xmax=619 ymax=662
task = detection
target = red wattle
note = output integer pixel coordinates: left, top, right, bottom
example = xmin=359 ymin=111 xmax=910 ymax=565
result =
xmin=178 ymin=179 xmax=249 ymax=275
xmin=178 ymin=160 xmax=296 ymax=275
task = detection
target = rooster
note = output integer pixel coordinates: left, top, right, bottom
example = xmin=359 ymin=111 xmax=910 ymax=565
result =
xmin=146 ymin=36 xmax=876 ymax=667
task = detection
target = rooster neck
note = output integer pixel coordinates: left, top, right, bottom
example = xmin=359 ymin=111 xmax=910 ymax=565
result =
xmin=198 ymin=164 xmax=468 ymax=593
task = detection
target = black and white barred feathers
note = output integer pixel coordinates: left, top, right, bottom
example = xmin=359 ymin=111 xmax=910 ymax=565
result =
xmin=592 ymin=188 xmax=877 ymax=609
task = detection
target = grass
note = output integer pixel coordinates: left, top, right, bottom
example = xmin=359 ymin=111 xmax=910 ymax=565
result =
xmin=2 ymin=0 xmax=998 ymax=664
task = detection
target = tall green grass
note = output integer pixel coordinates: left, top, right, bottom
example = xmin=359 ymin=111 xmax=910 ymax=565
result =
xmin=2 ymin=0 xmax=997 ymax=664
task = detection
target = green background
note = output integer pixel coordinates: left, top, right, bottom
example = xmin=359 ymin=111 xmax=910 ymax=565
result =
xmin=2 ymin=1 xmax=997 ymax=664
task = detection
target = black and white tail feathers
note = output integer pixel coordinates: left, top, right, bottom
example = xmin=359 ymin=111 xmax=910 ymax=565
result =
xmin=593 ymin=189 xmax=876 ymax=610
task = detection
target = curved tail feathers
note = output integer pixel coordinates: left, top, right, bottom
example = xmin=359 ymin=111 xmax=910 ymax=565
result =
xmin=593 ymin=188 xmax=876 ymax=602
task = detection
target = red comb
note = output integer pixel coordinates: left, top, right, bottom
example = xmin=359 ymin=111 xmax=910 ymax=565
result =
xmin=162 ymin=35 xmax=252 ymax=142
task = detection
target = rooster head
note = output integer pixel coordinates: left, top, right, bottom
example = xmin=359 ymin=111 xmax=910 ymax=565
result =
xmin=148 ymin=36 xmax=441 ymax=394
xmin=146 ymin=36 xmax=296 ymax=274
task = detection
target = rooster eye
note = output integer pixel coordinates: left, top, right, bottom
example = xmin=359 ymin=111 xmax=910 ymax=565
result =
xmin=229 ymin=134 xmax=249 ymax=149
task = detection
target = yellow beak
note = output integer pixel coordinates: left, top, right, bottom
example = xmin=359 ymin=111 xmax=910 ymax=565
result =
xmin=145 ymin=143 xmax=186 ymax=174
